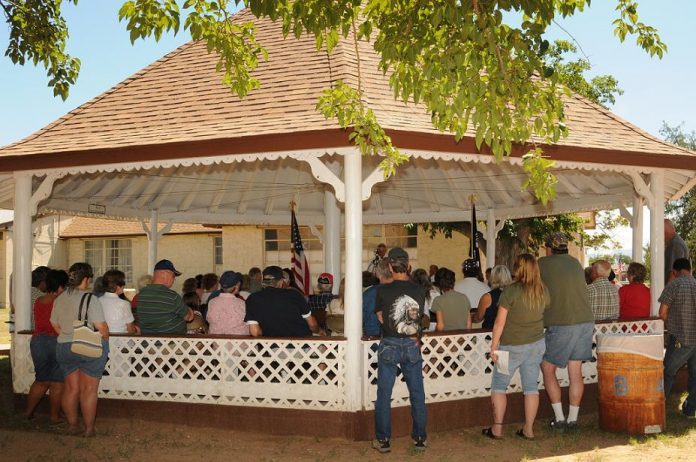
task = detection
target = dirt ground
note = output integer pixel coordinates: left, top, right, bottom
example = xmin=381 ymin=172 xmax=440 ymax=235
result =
xmin=2 ymin=358 xmax=696 ymax=461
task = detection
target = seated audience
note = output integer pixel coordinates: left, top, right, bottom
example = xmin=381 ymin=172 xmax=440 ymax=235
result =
xmin=136 ymin=259 xmax=194 ymax=334
xmin=474 ymin=265 xmax=513 ymax=329
xmin=248 ymin=267 xmax=263 ymax=294
xmin=207 ymin=271 xmax=249 ymax=335
xmin=25 ymin=269 xmax=68 ymax=423
xmin=183 ymin=292 xmax=207 ymax=334
xmin=432 ymin=267 xmax=471 ymax=331
xmin=101 ymin=270 xmax=137 ymax=334
xmin=131 ymin=273 xmax=153 ymax=312
xmin=327 ymin=277 xmax=345 ymax=335
xmin=308 ymin=273 xmax=336 ymax=331
xmin=362 ymin=259 xmax=392 ymax=336
xmin=245 ymin=266 xmax=321 ymax=337
xmin=619 ymin=262 xmax=651 ymax=319
xmin=411 ymin=268 xmax=440 ymax=330
xmin=587 ymin=260 xmax=619 ymax=320
xmin=455 ymin=258 xmax=490 ymax=310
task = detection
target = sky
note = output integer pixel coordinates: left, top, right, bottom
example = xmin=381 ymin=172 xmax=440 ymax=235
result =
xmin=0 ymin=1 xmax=694 ymax=250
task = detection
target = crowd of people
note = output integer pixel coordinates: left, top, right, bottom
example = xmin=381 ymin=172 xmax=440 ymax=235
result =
xmin=19 ymin=217 xmax=694 ymax=449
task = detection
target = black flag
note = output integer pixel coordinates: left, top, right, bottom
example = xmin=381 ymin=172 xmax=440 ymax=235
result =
xmin=470 ymin=201 xmax=481 ymax=271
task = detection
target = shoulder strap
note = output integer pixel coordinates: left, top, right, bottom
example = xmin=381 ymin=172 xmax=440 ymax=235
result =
xmin=78 ymin=293 xmax=93 ymax=323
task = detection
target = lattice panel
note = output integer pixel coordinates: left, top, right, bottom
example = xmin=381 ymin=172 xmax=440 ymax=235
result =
xmin=12 ymin=334 xmax=346 ymax=411
xmin=11 ymin=320 xmax=663 ymax=412
xmin=362 ymin=319 xmax=664 ymax=410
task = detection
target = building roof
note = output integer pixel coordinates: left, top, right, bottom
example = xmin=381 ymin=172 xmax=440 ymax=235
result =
xmin=0 ymin=9 xmax=693 ymax=171
xmin=59 ymin=216 xmax=221 ymax=238
xmin=0 ymin=9 xmax=693 ymax=226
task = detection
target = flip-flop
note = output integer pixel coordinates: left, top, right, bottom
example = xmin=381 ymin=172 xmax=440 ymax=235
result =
xmin=482 ymin=427 xmax=502 ymax=440
xmin=516 ymin=428 xmax=535 ymax=440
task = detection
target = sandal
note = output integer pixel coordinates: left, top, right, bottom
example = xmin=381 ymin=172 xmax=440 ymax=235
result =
xmin=482 ymin=426 xmax=502 ymax=440
xmin=516 ymin=428 xmax=534 ymax=440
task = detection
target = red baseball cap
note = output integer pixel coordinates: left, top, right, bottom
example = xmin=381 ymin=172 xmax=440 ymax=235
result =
xmin=318 ymin=272 xmax=334 ymax=285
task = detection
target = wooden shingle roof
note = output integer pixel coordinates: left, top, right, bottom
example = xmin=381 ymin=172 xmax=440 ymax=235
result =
xmin=0 ymin=9 xmax=694 ymax=171
xmin=60 ymin=217 xmax=221 ymax=238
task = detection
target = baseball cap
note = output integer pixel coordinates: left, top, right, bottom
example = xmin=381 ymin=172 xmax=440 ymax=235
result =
xmin=545 ymin=232 xmax=569 ymax=251
xmin=318 ymin=272 xmax=333 ymax=285
xmin=219 ymin=271 xmax=242 ymax=289
xmin=262 ymin=265 xmax=284 ymax=281
xmin=154 ymin=259 xmax=182 ymax=276
xmin=387 ymin=247 xmax=409 ymax=262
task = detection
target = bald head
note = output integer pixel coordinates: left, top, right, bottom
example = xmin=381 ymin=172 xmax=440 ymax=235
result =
xmin=591 ymin=260 xmax=612 ymax=280
xmin=665 ymin=219 xmax=676 ymax=241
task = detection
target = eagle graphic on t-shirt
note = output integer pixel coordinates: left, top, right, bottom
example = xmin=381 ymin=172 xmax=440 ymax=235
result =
xmin=390 ymin=294 xmax=421 ymax=336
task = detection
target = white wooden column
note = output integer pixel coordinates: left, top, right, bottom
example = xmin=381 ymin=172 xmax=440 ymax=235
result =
xmin=13 ymin=172 xmax=33 ymax=331
xmin=649 ymin=171 xmax=665 ymax=316
xmin=343 ymin=149 xmax=363 ymax=411
xmin=486 ymin=209 xmax=497 ymax=268
xmin=324 ymin=190 xmax=342 ymax=294
xmin=148 ymin=210 xmax=159 ymax=272
xmin=632 ymin=195 xmax=644 ymax=263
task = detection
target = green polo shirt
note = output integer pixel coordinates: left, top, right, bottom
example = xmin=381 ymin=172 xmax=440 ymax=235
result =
xmin=136 ymin=284 xmax=188 ymax=334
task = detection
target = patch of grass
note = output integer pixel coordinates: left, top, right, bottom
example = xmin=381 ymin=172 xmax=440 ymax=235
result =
xmin=74 ymin=438 xmax=91 ymax=449
xmin=117 ymin=442 xmax=136 ymax=459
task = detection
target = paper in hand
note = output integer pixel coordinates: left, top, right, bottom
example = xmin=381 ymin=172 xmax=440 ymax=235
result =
xmin=493 ymin=350 xmax=509 ymax=375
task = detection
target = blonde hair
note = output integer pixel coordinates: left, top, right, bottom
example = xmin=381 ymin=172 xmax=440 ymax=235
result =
xmin=513 ymin=254 xmax=548 ymax=311
xmin=489 ymin=265 xmax=512 ymax=290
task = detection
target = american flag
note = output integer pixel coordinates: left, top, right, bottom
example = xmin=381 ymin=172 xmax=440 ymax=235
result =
xmin=291 ymin=208 xmax=311 ymax=296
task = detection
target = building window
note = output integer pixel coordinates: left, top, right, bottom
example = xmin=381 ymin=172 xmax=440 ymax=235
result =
xmin=263 ymin=227 xmax=322 ymax=268
xmin=84 ymin=239 xmax=133 ymax=286
xmin=213 ymin=236 xmax=223 ymax=265
xmin=364 ymin=224 xmax=417 ymax=251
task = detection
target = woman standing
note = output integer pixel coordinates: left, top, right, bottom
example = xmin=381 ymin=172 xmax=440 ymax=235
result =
xmin=100 ymin=270 xmax=137 ymax=334
xmin=50 ymin=262 xmax=109 ymax=437
xmin=474 ymin=265 xmax=513 ymax=329
xmin=484 ymin=254 xmax=549 ymax=440
xmin=25 ymin=269 xmax=69 ymax=423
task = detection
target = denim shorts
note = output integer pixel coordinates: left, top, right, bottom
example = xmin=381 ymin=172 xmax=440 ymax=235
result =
xmin=543 ymin=321 xmax=593 ymax=368
xmin=491 ymin=337 xmax=545 ymax=394
xmin=56 ymin=340 xmax=110 ymax=379
xmin=30 ymin=335 xmax=63 ymax=382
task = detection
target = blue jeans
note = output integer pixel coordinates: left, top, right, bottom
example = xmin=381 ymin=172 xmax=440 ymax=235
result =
xmin=374 ymin=337 xmax=427 ymax=441
xmin=664 ymin=334 xmax=696 ymax=413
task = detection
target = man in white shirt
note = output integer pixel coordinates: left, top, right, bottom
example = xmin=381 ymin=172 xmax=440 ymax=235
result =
xmin=454 ymin=258 xmax=489 ymax=310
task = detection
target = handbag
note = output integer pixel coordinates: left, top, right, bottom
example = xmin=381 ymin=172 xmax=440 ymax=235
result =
xmin=70 ymin=292 xmax=103 ymax=358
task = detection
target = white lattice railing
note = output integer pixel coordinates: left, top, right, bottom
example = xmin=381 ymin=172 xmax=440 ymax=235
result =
xmin=361 ymin=318 xmax=664 ymax=410
xmin=11 ymin=319 xmax=663 ymax=412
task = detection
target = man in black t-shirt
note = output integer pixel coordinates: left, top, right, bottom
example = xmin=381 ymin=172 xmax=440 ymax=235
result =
xmin=244 ymin=266 xmax=321 ymax=337
xmin=372 ymin=248 xmax=427 ymax=453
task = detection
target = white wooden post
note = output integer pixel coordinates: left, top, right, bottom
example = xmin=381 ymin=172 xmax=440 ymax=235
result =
xmin=324 ymin=190 xmax=342 ymax=294
xmin=649 ymin=171 xmax=665 ymax=316
xmin=344 ymin=148 xmax=363 ymax=411
xmin=148 ymin=210 xmax=159 ymax=272
xmin=13 ymin=172 xmax=33 ymax=331
xmin=632 ymin=195 xmax=644 ymax=263
xmin=486 ymin=209 xmax=496 ymax=268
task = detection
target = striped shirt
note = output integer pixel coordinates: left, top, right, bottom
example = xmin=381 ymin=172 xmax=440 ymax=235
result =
xmin=136 ymin=284 xmax=189 ymax=334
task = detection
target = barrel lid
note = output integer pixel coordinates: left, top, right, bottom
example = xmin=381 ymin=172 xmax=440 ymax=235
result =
xmin=596 ymin=333 xmax=664 ymax=361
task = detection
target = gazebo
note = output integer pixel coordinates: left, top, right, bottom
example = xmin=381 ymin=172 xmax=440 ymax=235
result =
xmin=1 ymin=9 xmax=694 ymax=439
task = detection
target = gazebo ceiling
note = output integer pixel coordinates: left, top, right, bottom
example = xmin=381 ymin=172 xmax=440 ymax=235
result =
xmin=0 ymin=9 xmax=694 ymax=224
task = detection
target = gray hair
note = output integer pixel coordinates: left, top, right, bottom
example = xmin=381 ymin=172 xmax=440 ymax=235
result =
xmin=489 ymin=265 xmax=512 ymax=290
xmin=374 ymin=258 xmax=393 ymax=280
xmin=592 ymin=260 xmax=612 ymax=278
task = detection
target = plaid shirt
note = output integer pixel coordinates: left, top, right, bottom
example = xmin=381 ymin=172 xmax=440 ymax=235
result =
xmin=659 ymin=275 xmax=696 ymax=346
xmin=308 ymin=292 xmax=335 ymax=312
xmin=587 ymin=278 xmax=619 ymax=321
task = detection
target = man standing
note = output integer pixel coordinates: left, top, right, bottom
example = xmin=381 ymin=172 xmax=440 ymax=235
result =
xmin=362 ymin=259 xmax=393 ymax=336
xmin=665 ymin=219 xmax=690 ymax=283
xmin=373 ymin=247 xmax=427 ymax=453
xmin=538 ymin=233 xmax=594 ymax=431
xmin=587 ymin=260 xmax=619 ymax=321
xmin=245 ymin=266 xmax=321 ymax=337
xmin=454 ymin=258 xmax=489 ymax=315
xmin=367 ymin=243 xmax=387 ymax=274
xmin=659 ymin=258 xmax=696 ymax=417
xmin=137 ymin=259 xmax=194 ymax=334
